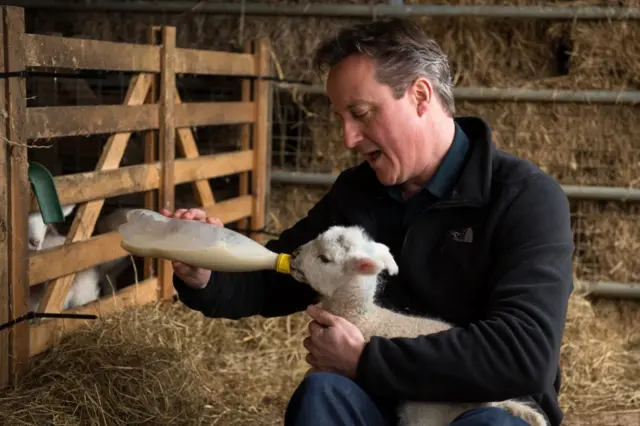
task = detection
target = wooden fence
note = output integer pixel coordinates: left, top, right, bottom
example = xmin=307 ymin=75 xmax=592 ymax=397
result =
xmin=0 ymin=6 xmax=271 ymax=387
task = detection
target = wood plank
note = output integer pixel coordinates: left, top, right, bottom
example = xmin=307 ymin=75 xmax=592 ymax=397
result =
xmin=30 ymin=195 xmax=255 ymax=288
xmin=175 ymin=94 xmax=216 ymax=207
xmin=23 ymin=33 xmax=161 ymax=72
xmin=5 ymin=6 xmax=29 ymax=382
xmin=204 ymin=195 xmax=253 ymax=224
xmin=158 ymin=26 xmax=176 ymax=300
xmin=174 ymin=151 xmax=254 ymax=184
xmin=25 ymin=103 xmax=158 ymax=139
xmin=175 ymin=102 xmax=255 ymax=127
xmin=250 ymin=38 xmax=271 ymax=244
xmin=28 ymin=151 xmax=255 ymax=212
xmin=37 ymin=74 xmax=152 ymax=314
xmin=237 ymin=39 xmax=253 ymax=232
xmin=29 ymin=278 xmax=159 ymax=358
xmin=29 ymin=231 xmax=126 ymax=286
xmin=174 ymin=47 xmax=255 ymax=76
xmin=144 ymin=26 xmax=160 ymax=281
xmin=0 ymin=12 xmax=8 ymax=389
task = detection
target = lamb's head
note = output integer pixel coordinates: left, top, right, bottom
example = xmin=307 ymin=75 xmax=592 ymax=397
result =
xmin=289 ymin=225 xmax=398 ymax=298
xmin=28 ymin=204 xmax=75 ymax=251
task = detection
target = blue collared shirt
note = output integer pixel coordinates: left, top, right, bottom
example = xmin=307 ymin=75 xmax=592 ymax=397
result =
xmin=386 ymin=122 xmax=470 ymax=228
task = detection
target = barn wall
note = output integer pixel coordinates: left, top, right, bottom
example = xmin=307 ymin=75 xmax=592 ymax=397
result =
xmin=24 ymin=2 xmax=640 ymax=285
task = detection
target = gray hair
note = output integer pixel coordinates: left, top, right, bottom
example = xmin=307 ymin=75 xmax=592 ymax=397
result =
xmin=312 ymin=18 xmax=455 ymax=116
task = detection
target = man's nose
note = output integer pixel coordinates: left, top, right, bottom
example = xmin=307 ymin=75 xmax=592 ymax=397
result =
xmin=343 ymin=120 xmax=361 ymax=150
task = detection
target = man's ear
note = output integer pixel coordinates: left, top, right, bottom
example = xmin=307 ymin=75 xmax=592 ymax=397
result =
xmin=344 ymin=255 xmax=385 ymax=276
xmin=411 ymin=77 xmax=433 ymax=117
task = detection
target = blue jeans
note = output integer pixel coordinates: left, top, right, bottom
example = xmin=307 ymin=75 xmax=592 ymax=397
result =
xmin=284 ymin=372 xmax=534 ymax=425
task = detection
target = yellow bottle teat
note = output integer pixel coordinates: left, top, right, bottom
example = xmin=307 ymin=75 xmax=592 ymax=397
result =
xmin=276 ymin=253 xmax=291 ymax=274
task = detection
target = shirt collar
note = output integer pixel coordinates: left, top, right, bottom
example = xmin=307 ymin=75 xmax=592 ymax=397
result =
xmin=387 ymin=122 xmax=470 ymax=202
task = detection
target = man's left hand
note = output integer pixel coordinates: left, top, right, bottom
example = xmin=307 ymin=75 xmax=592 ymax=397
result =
xmin=303 ymin=304 xmax=366 ymax=378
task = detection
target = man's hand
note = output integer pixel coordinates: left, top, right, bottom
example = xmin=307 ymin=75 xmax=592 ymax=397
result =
xmin=303 ymin=304 xmax=366 ymax=379
xmin=160 ymin=207 xmax=223 ymax=289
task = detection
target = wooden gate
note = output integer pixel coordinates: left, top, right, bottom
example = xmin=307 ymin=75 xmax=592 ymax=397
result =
xmin=0 ymin=6 xmax=271 ymax=387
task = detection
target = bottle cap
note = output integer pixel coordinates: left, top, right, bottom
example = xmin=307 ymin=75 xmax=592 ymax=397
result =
xmin=276 ymin=253 xmax=291 ymax=274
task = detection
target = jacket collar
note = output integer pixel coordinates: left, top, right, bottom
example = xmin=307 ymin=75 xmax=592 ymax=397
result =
xmin=445 ymin=116 xmax=494 ymax=207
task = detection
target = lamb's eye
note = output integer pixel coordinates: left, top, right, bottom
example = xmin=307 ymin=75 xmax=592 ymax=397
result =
xmin=318 ymin=254 xmax=331 ymax=263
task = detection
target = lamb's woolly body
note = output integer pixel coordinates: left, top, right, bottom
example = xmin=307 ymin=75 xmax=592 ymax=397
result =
xmin=291 ymin=225 xmax=547 ymax=426
xmin=28 ymin=234 xmax=101 ymax=313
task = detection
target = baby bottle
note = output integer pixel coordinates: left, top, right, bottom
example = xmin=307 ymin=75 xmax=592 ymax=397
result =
xmin=117 ymin=209 xmax=291 ymax=274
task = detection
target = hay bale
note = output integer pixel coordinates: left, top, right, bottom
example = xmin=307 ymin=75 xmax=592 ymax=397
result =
xmin=0 ymin=291 xmax=637 ymax=425
xmin=571 ymin=201 xmax=640 ymax=284
xmin=559 ymin=294 xmax=640 ymax=417
xmin=0 ymin=302 xmax=310 ymax=425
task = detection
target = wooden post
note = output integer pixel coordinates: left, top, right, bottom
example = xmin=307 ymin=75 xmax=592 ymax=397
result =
xmin=158 ymin=26 xmax=176 ymax=300
xmin=144 ymin=26 xmax=160 ymax=281
xmin=237 ymin=39 xmax=252 ymax=234
xmin=0 ymin=11 xmax=8 ymax=389
xmin=4 ymin=6 xmax=29 ymax=382
xmin=250 ymin=38 xmax=271 ymax=244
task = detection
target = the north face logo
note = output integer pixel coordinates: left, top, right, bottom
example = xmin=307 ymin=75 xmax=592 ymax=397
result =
xmin=450 ymin=228 xmax=473 ymax=243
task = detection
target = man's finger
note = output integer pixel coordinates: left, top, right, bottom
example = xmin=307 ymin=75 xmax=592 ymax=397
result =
xmin=173 ymin=208 xmax=188 ymax=219
xmin=206 ymin=216 xmax=224 ymax=227
xmin=306 ymin=304 xmax=337 ymax=327
xmin=308 ymin=320 xmax=326 ymax=337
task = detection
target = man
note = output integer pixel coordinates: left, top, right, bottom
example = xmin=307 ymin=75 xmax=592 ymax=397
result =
xmin=162 ymin=18 xmax=574 ymax=426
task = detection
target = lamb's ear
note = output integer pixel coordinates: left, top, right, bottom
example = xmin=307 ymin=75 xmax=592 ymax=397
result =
xmin=61 ymin=204 xmax=76 ymax=218
xmin=344 ymin=255 xmax=385 ymax=276
xmin=372 ymin=242 xmax=399 ymax=276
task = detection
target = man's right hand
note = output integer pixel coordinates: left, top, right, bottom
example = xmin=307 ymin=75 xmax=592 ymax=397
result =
xmin=160 ymin=207 xmax=224 ymax=289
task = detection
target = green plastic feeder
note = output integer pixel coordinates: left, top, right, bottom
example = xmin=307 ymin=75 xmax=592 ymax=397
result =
xmin=28 ymin=161 xmax=64 ymax=224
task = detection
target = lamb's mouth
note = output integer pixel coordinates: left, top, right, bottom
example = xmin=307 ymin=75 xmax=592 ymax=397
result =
xmin=290 ymin=266 xmax=307 ymax=284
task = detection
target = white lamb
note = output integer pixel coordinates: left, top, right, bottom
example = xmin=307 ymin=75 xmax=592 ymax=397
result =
xmin=28 ymin=233 xmax=101 ymax=313
xmin=27 ymin=204 xmax=76 ymax=251
xmin=288 ymin=225 xmax=548 ymax=426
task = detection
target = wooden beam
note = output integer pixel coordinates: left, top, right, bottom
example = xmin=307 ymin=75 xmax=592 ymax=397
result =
xmin=175 ymin=95 xmax=216 ymax=208
xmin=237 ymin=39 xmax=253 ymax=233
xmin=250 ymin=38 xmax=271 ymax=243
xmin=0 ymin=12 xmax=8 ymax=389
xmin=158 ymin=26 xmax=176 ymax=300
xmin=29 ymin=231 xmax=125 ymax=286
xmin=5 ymin=6 xmax=29 ymax=382
xmin=37 ymin=73 xmax=153 ymax=315
xmin=28 ymin=151 xmax=255 ymax=212
xmin=29 ymin=195 xmax=255 ymax=284
xmin=174 ymin=102 xmax=255 ymax=127
xmin=25 ymin=103 xmax=158 ymax=139
xmin=204 ymin=195 xmax=254 ymax=224
xmin=144 ymin=26 xmax=160 ymax=281
xmin=24 ymin=101 xmax=255 ymax=140
xmin=174 ymin=47 xmax=255 ymax=76
xmin=29 ymin=278 xmax=159 ymax=358
xmin=23 ymin=33 xmax=161 ymax=72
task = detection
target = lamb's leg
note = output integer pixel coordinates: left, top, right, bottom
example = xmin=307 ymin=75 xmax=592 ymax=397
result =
xmin=490 ymin=400 xmax=548 ymax=426
xmin=398 ymin=400 xmax=485 ymax=426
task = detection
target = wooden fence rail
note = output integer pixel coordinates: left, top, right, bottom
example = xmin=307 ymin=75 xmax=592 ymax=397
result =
xmin=0 ymin=6 xmax=271 ymax=387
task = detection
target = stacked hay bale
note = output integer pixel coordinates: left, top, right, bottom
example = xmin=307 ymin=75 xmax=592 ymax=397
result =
xmin=12 ymin=2 xmax=638 ymax=424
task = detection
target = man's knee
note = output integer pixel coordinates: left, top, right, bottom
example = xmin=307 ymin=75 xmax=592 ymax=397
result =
xmin=285 ymin=372 xmax=393 ymax=426
xmin=450 ymin=406 xmax=533 ymax=425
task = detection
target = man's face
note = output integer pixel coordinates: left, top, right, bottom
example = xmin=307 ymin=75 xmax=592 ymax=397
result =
xmin=325 ymin=54 xmax=429 ymax=187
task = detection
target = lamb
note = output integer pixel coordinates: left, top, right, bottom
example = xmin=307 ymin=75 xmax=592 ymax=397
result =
xmin=28 ymin=232 xmax=101 ymax=313
xmin=27 ymin=204 xmax=76 ymax=251
xmin=288 ymin=225 xmax=548 ymax=426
